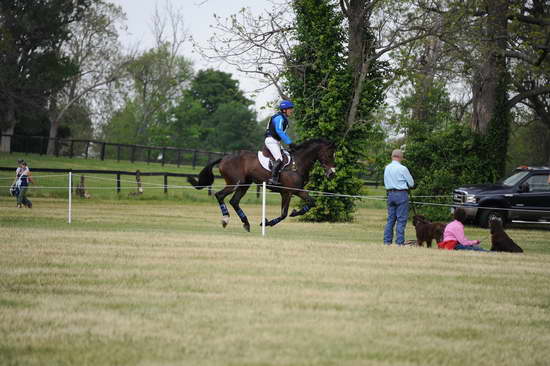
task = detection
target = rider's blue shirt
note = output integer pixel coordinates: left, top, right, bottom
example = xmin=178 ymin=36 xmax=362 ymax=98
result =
xmin=271 ymin=114 xmax=292 ymax=145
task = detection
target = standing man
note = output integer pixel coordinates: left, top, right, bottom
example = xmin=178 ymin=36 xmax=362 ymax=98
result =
xmin=383 ymin=149 xmax=414 ymax=246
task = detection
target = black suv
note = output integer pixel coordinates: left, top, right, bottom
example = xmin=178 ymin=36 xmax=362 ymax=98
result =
xmin=453 ymin=166 xmax=550 ymax=227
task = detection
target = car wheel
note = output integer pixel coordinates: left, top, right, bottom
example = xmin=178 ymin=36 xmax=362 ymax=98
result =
xmin=478 ymin=209 xmax=508 ymax=228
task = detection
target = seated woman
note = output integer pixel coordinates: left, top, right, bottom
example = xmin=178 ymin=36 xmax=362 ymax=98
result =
xmin=439 ymin=208 xmax=487 ymax=251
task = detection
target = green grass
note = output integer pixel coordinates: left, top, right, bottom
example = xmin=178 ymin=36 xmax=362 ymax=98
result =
xmin=0 ymin=151 xmax=207 ymax=173
xmin=1 ymin=197 xmax=550 ymax=365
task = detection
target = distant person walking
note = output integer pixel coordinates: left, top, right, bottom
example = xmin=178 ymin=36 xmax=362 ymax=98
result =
xmin=383 ymin=149 xmax=414 ymax=246
xmin=14 ymin=159 xmax=33 ymax=208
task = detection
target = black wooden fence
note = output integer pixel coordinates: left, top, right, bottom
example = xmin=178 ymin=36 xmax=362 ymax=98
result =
xmin=1 ymin=134 xmax=226 ymax=168
xmin=0 ymin=167 xmax=263 ymax=197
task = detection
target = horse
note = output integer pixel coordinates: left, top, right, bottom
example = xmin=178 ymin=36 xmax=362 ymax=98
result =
xmin=188 ymin=138 xmax=337 ymax=232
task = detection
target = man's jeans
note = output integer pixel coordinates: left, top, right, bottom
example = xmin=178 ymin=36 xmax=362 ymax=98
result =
xmin=17 ymin=186 xmax=31 ymax=206
xmin=383 ymin=191 xmax=409 ymax=245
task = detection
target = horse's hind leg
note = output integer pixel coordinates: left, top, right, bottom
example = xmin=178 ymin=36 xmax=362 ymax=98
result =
xmin=215 ymin=186 xmax=237 ymax=228
xmin=229 ymin=185 xmax=251 ymax=232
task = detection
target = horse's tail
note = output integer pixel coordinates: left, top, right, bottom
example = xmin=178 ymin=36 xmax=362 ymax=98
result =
xmin=187 ymin=158 xmax=222 ymax=189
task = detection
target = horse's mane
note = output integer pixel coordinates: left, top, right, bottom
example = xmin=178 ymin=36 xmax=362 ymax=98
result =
xmin=294 ymin=138 xmax=335 ymax=151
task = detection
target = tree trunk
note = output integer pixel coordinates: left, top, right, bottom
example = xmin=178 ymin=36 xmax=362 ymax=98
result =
xmin=470 ymin=0 xmax=509 ymax=134
xmin=1 ymin=124 xmax=15 ymax=153
xmin=411 ymin=36 xmax=442 ymax=124
xmin=0 ymin=100 xmax=16 ymax=153
xmin=46 ymin=97 xmax=59 ymax=155
xmin=343 ymin=0 xmax=372 ymax=130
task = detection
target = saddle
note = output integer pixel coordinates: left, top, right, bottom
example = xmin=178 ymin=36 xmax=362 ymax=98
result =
xmin=258 ymin=145 xmax=293 ymax=172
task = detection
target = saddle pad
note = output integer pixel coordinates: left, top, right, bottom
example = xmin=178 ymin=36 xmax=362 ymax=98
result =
xmin=257 ymin=150 xmax=291 ymax=172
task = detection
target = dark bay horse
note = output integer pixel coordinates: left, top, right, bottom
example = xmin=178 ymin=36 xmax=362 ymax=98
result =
xmin=188 ymin=138 xmax=337 ymax=231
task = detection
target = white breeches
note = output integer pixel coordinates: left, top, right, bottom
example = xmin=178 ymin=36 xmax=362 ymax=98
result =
xmin=265 ymin=137 xmax=283 ymax=161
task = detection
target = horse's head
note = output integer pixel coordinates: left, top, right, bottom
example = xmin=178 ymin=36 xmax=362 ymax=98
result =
xmin=317 ymin=139 xmax=337 ymax=179
xmin=293 ymin=138 xmax=337 ymax=179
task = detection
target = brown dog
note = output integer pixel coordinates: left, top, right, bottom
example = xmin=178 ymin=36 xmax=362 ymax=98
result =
xmin=489 ymin=219 xmax=523 ymax=253
xmin=412 ymin=215 xmax=446 ymax=248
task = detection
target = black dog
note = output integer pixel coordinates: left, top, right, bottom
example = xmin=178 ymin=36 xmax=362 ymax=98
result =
xmin=412 ymin=215 xmax=446 ymax=248
xmin=489 ymin=218 xmax=523 ymax=253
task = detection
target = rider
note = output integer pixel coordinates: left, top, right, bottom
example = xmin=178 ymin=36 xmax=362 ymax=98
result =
xmin=265 ymin=100 xmax=296 ymax=185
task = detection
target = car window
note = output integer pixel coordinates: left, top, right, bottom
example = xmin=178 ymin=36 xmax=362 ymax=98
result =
xmin=525 ymin=174 xmax=550 ymax=192
xmin=502 ymin=171 xmax=529 ymax=186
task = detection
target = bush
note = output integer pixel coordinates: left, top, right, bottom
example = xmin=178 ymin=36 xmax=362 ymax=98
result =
xmin=406 ymin=123 xmax=494 ymax=221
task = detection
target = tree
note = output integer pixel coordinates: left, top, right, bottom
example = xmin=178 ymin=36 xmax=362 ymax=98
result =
xmin=417 ymin=0 xmax=550 ymax=179
xmin=101 ymin=4 xmax=193 ymax=145
xmin=187 ymin=69 xmax=253 ymax=113
xmin=193 ymin=4 xmax=295 ymax=98
xmin=282 ymin=0 xmax=388 ymax=222
xmin=124 ymin=45 xmax=192 ymax=144
xmin=0 ymin=0 xmax=91 ymax=152
xmin=204 ymin=102 xmax=263 ymax=151
xmin=46 ymin=0 xmax=128 ymax=155
xmin=168 ymin=69 xmax=262 ymax=151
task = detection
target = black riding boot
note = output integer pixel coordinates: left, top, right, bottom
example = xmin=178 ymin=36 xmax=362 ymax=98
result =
xmin=268 ymin=159 xmax=283 ymax=185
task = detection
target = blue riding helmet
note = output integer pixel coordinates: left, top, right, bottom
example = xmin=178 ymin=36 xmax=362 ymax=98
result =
xmin=279 ymin=100 xmax=294 ymax=110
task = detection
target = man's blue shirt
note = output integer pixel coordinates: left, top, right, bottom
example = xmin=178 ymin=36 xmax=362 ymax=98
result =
xmin=384 ymin=160 xmax=414 ymax=190
xmin=272 ymin=115 xmax=292 ymax=145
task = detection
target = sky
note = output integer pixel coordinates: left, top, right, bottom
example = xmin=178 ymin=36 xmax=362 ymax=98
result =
xmin=110 ymin=0 xmax=279 ymax=118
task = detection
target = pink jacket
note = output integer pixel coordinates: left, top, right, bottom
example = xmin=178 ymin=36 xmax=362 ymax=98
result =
xmin=443 ymin=220 xmax=479 ymax=246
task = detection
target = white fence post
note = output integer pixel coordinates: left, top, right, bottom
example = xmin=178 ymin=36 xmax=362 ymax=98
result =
xmin=68 ymin=171 xmax=72 ymax=224
xmin=262 ymin=182 xmax=266 ymax=236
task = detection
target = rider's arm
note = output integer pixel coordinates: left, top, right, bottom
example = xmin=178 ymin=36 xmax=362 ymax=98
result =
xmin=273 ymin=115 xmax=292 ymax=145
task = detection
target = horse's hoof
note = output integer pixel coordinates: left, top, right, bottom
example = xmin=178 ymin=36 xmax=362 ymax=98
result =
xmin=221 ymin=216 xmax=230 ymax=228
xmin=259 ymin=218 xmax=270 ymax=227
xmin=243 ymin=223 xmax=250 ymax=232
xmin=289 ymin=209 xmax=298 ymax=217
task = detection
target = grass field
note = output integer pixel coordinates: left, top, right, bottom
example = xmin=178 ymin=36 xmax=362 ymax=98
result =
xmin=1 ymin=195 xmax=550 ymax=365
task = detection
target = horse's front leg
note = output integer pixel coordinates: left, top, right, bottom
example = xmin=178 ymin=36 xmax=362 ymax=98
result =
xmin=229 ymin=185 xmax=251 ymax=232
xmin=263 ymin=192 xmax=292 ymax=227
xmin=289 ymin=191 xmax=316 ymax=217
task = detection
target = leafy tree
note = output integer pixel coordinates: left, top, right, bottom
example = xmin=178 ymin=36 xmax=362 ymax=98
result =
xmin=168 ymin=69 xmax=262 ymax=152
xmin=284 ymin=0 xmax=386 ymax=222
xmin=406 ymin=123 xmax=494 ymax=221
xmin=126 ymin=45 xmax=193 ymax=144
xmin=101 ymin=44 xmax=193 ymax=145
xmin=101 ymin=101 xmax=140 ymax=144
xmin=416 ymin=0 xmax=550 ymax=180
xmin=0 ymin=0 xmax=91 ymax=152
xmin=100 ymin=4 xmax=193 ymax=146
xmin=507 ymin=119 xmax=550 ymax=170
xmin=204 ymin=102 xmax=263 ymax=151
xmin=46 ymin=0 xmax=127 ymax=155
xmin=188 ymin=69 xmax=253 ymax=113
xmin=168 ymin=97 xmax=209 ymax=149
